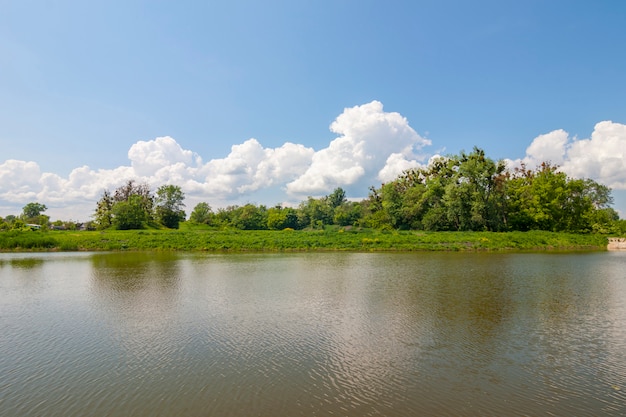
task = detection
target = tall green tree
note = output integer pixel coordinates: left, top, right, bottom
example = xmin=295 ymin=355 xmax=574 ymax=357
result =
xmin=267 ymin=206 xmax=299 ymax=230
xmin=155 ymin=185 xmax=186 ymax=228
xmin=443 ymin=148 xmax=507 ymax=231
xmin=298 ymin=197 xmax=333 ymax=229
xmin=22 ymin=202 xmax=47 ymax=218
xmin=93 ymin=180 xmax=155 ymax=230
xmin=506 ymin=163 xmax=585 ymax=231
xmin=114 ymin=180 xmax=154 ymax=219
xmin=327 ymin=187 xmax=347 ymax=209
xmin=189 ymin=202 xmax=213 ymax=224
xmin=93 ymin=190 xmax=114 ymax=229
xmin=360 ymin=186 xmax=392 ymax=229
xmin=112 ymin=195 xmax=149 ymax=230
xmin=230 ymin=204 xmax=268 ymax=230
xmin=333 ymin=201 xmax=363 ymax=226
xmin=364 ymin=149 xmax=507 ymax=231
xmin=21 ymin=202 xmax=50 ymax=226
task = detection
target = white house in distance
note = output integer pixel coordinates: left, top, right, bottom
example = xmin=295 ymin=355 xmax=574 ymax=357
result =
xmin=607 ymin=237 xmax=626 ymax=250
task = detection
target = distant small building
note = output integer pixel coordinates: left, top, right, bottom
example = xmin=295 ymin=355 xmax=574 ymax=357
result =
xmin=607 ymin=237 xmax=626 ymax=250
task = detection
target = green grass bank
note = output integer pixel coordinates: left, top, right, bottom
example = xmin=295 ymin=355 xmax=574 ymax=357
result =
xmin=0 ymin=228 xmax=610 ymax=252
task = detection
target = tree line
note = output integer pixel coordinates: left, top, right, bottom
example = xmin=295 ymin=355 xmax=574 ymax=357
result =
xmin=93 ymin=180 xmax=186 ymax=230
xmin=0 ymin=181 xmax=187 ymax=231
xmin=1 ymin=148 xmax=624 ymax=234
xmin=362 ymin=148 xmax=619 ymax=233
xmin=186 ymin=187 xmax=362 ymax=231
xmin=184 ymin=148 xmax=621 ymax=234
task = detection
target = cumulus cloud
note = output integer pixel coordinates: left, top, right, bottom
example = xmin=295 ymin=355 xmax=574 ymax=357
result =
xmin=182 ymin=139 xmax=315 ymax=197
xmin=2 ymin=102 xmax=625 ymax=221
xmin=561 ymin=121 xmax=626 ymax=189
xmin=511 ymin=121 xmax=626 ymax=190
xmin=522 ymin=129 xmax=568 ymax=166
xmin=0 ymin=160 xmax=41 ymax=201
xmin=286 ymin=101 xmax=430 ymax=195
xmin=128 ymin=136 xmax=200 ymax=177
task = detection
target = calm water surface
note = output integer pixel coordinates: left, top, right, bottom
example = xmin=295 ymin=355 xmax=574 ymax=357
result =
xmin=1 ymin=251 xmax=625 ymax=416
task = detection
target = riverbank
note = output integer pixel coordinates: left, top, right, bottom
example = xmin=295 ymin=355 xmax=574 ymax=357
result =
xmin=0 ymin=228 xmax=610 ymax=252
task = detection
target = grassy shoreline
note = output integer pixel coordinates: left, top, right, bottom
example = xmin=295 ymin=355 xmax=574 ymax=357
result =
xmin=0 ymin=228 xmax=610 ymax=253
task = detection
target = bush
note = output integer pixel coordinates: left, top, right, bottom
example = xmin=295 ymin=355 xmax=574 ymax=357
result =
xmin=0 ymin=231 xmax=58 ymax=250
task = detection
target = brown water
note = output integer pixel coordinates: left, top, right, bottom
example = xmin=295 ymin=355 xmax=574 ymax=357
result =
xmin=1 ymin=251 xmax=625 ymax=416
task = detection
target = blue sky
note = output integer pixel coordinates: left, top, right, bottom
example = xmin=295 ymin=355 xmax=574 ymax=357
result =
xmin=2 ymin=0 xmax=626 ymax=221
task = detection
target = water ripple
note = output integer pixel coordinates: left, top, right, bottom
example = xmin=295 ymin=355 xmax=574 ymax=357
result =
xmin=2 ymin=252 xmax=626 ymax=416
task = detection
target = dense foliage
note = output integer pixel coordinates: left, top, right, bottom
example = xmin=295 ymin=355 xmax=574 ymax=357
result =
xmin=154 ymin=184 xmax=186 ymax=229
xmin=361 ymin=148 xmax=618 ymax=233
xmin=186 ymin=190 xmax=359 ymax=231
xmin=93 ymin=181 xmax=185 ymax=230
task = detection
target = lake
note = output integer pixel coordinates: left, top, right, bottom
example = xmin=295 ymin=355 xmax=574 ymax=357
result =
xmin=1 ymin=251 xmax=625 ymax=416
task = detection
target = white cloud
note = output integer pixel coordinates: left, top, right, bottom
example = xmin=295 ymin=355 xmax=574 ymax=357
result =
xmin=128 ymin=136 xmax=200 ymax=177
xmin=286 ymin=101 xmax=430 ymax=195
xmin=378 ymin=153 xmax=423 ymax=183
xmin=246 ymin=142 xmax=315 ymax=192
xmin=189 ymin=139 xmax=315 ymax=197
xmin=512 ymin=121 xmax=626 ymax=190
xmin=0 ymin=134 xmax=316 ymax=219
xmin=561 ymin=121 xmax=626 ymax=189
xmin=523 ymin=129 xmax=568 ymax=167
xmin=0 ymin=160 xmax=41 ymax=198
